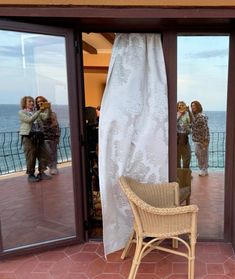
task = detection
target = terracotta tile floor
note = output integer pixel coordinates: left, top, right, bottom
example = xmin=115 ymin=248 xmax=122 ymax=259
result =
xmin=0 ymin=241 xmax=235 ymax=278
xmin=0 ymin=167 xmax=225 ymax=249
xmin=0 ymin=167 xmax=229 ymax=278
xmin=191 ymin=170 xmax=224 ymax=239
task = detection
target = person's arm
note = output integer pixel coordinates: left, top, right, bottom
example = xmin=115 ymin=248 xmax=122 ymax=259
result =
xmin=187 ymin=108 xmax=193 ymax=124
xmin=177 ymin=112 xmax=183 ymax=122
xmin=19 ymin=110 xmax=41 ymax=123
xmin=39 ymin=108 xmax=50 ymax=121
xmin=199 ymin=115 xmax=210 ymax=146
xmin=51 ymin=112 xmax=61 ymax=142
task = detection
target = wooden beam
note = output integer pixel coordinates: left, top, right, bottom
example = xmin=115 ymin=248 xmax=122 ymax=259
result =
xmin=101 ymin=33 xmax=115 ymax=45
xmin=82 ymin=41 xmax=97 ymax=54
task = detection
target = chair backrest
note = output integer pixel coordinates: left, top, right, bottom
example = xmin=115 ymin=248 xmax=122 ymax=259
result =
xmin=119 ymin=176 xmax=197 ymax=236
xmin=119 ymin=176 xmax=180 ymax=208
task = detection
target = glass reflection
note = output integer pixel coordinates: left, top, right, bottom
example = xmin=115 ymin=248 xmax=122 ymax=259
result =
xmin=0 ymin=30 xmax=76 ymax=250
xmin=177 ymin=36 xmax=229 ymax=239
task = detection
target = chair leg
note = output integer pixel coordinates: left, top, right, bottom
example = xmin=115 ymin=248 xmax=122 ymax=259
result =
xmin=188 ymin=234 xmax=196 ymax=279
xmin=189 ymin=241 xmax=196 ymax=279
xmin=121 ymin=230 xmax=135 ymax=260
xmin=128 ymin=238 xmax=143 ymax=279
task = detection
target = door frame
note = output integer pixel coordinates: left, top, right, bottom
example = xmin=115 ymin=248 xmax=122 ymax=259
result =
xmin=0 ymin=19 xmax=85 ymax=258
xmin=1 ymin=6 xmax=235 ymax=253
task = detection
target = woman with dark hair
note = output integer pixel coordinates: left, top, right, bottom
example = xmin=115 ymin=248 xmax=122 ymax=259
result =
xmin=19 ymin=96 xmax=51 ymax=182
xmin=191 ymin=100 xmax=210 ymax=176
xmin=35 ymin=96 xmax=60 ymax=175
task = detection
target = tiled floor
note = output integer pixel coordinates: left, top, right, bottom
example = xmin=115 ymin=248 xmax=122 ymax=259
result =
xmin=0 ymin=241 xmax=235 ymax=278
xmin=0 ymin=164 xmax=76 ymax=250
xmin=0 ymin=167 xmax=225 ymax=249
xmin=191 ymin=170 xmax=224 ymax=239
xmin=0 ymin=168 xmax=229 ymax=278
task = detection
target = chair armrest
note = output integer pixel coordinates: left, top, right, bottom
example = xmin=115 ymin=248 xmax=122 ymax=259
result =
xmin=133 ymin=194 xmax=198 ymax=215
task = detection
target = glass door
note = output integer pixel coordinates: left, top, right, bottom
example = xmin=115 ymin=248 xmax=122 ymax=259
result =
xmin=177 ymin=35 xmax=229 ymax=239
xmin=0 ymin=20 xmax=83 ymax=254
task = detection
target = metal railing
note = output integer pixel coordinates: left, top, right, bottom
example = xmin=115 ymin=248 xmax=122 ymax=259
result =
xmin=0 ymin=130 xmax=226 ymax=175
xmin=189 ymin=132 xmax=226 ymax=169
xmin=0 ymin=127 xmax=71 ymax=175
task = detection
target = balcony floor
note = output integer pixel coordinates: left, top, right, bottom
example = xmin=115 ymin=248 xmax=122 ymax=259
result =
xmin=0 ymin=241 xmax=235 ymax=278
xmin=0 ymin=168 xmax=229 ymax=278
xmin=191 ymin=170 xmax=224 ymax=240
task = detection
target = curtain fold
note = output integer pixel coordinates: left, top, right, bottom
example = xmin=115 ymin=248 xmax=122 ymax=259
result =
xmin=99 ymin=33 xmax=169 ymax=256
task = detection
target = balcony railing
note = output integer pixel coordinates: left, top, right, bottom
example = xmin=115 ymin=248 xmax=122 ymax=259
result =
xmin=189 ymin=132 xmax=225 ymax=169
xmin=0 ymin=127 xmax=71 ymax=175
xmin=0 ymin=130 xmax=226 ymax=175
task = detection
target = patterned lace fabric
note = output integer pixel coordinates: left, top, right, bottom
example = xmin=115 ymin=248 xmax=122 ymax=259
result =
xmin=99 ymin=33 xmax=169 ymax=256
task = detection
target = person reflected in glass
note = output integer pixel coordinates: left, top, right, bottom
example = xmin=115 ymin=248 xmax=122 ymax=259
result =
xmin=191 ymin=100 xmax=210 ymax=177
xmin=35 ymin=96 xmax=60 ymax=175
xmin=19 ymin=96 xmax=51 ymax=182
xmin=177 ymin=101 xmax=191 ymax=168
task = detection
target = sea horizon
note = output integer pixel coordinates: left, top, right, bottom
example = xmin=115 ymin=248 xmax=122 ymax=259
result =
xmin=0 ymin=104 xmax=70 ymax=132
xmin=0 ymin=104 xmax=227 ymax=133
xmin=0 ymin=105 xmax=227 ymax=174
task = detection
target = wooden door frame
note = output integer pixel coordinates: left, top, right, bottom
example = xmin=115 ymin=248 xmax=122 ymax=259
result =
xmin=225 ymin=32 xmax=235 ymax=244
xmin=0 ymin=5 xmax=235 ymax=251
xmin=0 ymin=19 xmax=85 ymax=258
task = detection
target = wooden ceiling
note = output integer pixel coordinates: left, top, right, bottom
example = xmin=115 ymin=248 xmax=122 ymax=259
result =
xmin=82 ymin=32 xmax=115 ymax=54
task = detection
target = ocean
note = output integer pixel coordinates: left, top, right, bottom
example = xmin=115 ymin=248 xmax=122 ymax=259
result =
xmin=0 ymin=105 xmax=226 ymax=133
xmin=0 ymin=104 xmax=69 ymax=132
xmin=0 ymin=104 xmax=71 ymax=175
xmin=0 ymin=105 xmax=227 ymax=174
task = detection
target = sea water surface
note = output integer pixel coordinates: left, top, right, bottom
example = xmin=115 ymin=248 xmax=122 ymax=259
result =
xmin=0 ymin=104 xmax=69 ymax=132
xmin=0 ymin=105 xmax=227 ymax=174
xmin=0 ymin=104 xmax=70 ymax=174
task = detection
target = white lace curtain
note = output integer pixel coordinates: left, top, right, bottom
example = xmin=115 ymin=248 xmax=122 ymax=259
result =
xmin=99 ymin=33 xmax=169 ymax=256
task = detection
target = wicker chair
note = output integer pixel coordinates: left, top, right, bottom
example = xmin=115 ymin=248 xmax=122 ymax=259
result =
xmin=119 ymin=176 xmax=198 ymax=279
xmin=177 ymin=168 xmax=192 ymax=205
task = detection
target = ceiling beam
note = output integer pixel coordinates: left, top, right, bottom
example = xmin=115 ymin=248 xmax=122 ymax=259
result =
xmin=101 ymin=33 xmax=115 ymax=44
xmin=82 ymin=41 xmax=97 ymax=54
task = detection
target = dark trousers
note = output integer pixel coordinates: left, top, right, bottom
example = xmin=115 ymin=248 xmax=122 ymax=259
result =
xmin=22 ymin=136 xmax=49 ymax=175
xmin=45 ymin=140 xmax=58 ymax=169
xmin=177 ymin=142 xmax=191 ymax=168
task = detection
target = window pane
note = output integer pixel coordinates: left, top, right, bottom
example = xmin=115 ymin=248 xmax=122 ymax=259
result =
xmin=177 ymin=35 xmax=229 ymax=239
xmin=0 ymin=30 xmax=76 ymax=250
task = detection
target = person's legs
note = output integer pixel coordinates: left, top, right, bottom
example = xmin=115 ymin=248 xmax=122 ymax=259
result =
xmin=201 ymin=145 xmax=209 ymax=175
xmin=37 ymin=141 xmax=52 ymax=180
xmin=195 ymin=143 xmax=208 ymax=176
xmin=182 ymin=143 xmax=191 ymax=168
xmin=46 ymin=140 xmax=58 ymax=174
xmin=22 ymin=137 xmax=39 ymax=182
xmin=177 ymin=145 xmax=182 ymax=168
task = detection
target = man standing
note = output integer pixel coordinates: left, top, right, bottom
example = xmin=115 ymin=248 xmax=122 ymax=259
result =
xmin=191 ymin=101 xmax=210 ymax=176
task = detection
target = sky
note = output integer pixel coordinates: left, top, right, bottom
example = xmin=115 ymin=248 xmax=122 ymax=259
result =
xmin=0 ymin=31 xmax=230 ymax=110
xmin=177 ymin=36 xmax=229 ymax=111
xmin=0 ymin=30 xmax=68 ymax=105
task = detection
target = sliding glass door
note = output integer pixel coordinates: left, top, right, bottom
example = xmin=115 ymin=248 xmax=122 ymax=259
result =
xmin=177 ymin=35 xmax=229 ymax=240
xmin=0 ymin=20 xmax=84 ymax=255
